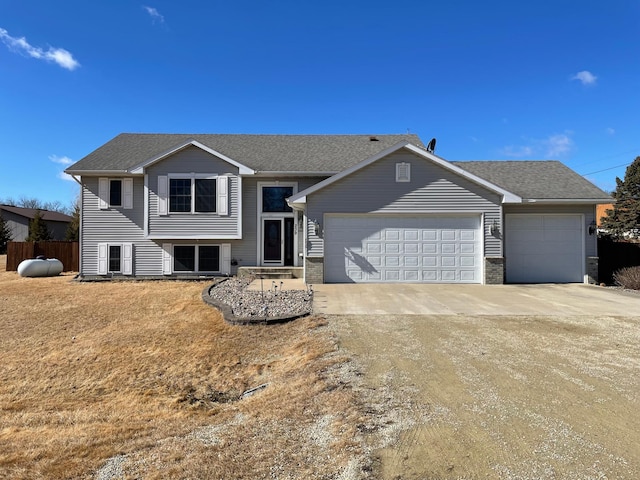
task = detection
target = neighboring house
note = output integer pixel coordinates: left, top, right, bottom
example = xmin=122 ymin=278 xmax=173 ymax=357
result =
xmin=0 ymin=205 xmax=72 ymax=241
xmin=65 ymin=133 xmax=612 ymax=284
xmin=596 ymin=203 xmax=614 ymax=227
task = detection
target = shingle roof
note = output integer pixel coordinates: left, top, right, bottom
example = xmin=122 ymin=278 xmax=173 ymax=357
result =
xmin=453 ymin=160 xmax=611 ymax=200
xmin=0 ymin=205 xmax=73 ymax=222
xmin=66 ymin=134 xmax=612 ymax=201
xmin=66 ymin=133 xmax=425 ymax=173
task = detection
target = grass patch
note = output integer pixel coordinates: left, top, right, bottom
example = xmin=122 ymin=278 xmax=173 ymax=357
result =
xmin=0 ymin=256 xmax=362 ymax=479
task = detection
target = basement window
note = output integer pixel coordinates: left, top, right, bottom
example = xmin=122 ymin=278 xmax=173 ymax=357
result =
xmin=396 ymin=162 xmax=411 ymax=182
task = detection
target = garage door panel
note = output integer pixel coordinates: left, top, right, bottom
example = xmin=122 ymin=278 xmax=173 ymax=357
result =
xmin=405 ymin=243 xmax=419 ymax=254
xmin=405 ymin=256 xmax=419 ymax=267
xmin=506 ymin=214 xmax=583 ymax=283
xmin=460 ymin=256 xmax=476 ymax=267
xmin=460 ymin=270 xmax=476 ymax=281
xmin=442 ymin=243 xmax=456 ymax=254
xmin=423 ymin=243 xmax=437 ymax=254
xmin=366 ymin=243 xmax=382 ymax=254
xmin=385 ymin=270 xmax=400 ymax=281
xmin=423 ymin=230 xmax=437 ymax=241
xmin=324 ymin=215 xmax=482 ymax=283
xmin=404 ymin=270 xmax=419 ymax=281
xmin=423 ymin=256 xmax=437 ymax=267
xmin=460 ymin=243 xmax=476 ymax=254
xmin=385 ymin=243 xmax=401 ymax=254
xmin=405 ymin=230 xmax=419 ymax=241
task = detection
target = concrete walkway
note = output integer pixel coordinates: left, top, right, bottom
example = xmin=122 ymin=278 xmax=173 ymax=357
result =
xmin=312 ymin=283 xmax=640 ymax=316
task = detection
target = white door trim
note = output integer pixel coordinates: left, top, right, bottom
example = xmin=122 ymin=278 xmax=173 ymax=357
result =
xmin=256 ymin=182 xmax=298 ymax=266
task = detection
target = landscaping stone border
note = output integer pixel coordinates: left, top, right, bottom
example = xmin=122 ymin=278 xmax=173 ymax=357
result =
xmin=201 ymin=278 xmax=312 ymax=326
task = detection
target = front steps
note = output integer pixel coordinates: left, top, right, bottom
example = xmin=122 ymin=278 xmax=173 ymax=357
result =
xmin=237 ymin=266 xmax=303 ymax=280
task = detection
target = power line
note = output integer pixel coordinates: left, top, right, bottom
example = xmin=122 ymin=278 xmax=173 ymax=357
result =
xmin=581 ymin=162 xmax=630 ymax=177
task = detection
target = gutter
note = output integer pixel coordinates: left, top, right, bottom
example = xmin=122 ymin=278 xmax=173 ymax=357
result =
xmin=523 ymin=198 xmax=615 ymax=204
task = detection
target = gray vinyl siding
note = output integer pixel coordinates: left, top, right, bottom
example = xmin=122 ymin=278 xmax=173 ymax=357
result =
xmin=80 ymin=169 xmax=325 ymax=275
xmin=2 ymin=211 xmax=29 ymax=241
xmin=0 ymin=211 xmax=68 ymax=241
xmin=305 ymin=151 xmax=502 ymax=257
xmin=80 ymin=176 xmax=148 ymax=275
xmin=504 ymin=204 xmax=597 ymax=257
xmin=147 ymin=146 xmax=241 ymax=238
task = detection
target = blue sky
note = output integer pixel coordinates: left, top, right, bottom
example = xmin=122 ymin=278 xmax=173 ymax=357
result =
xmin=1 ymin=1 xmax=639 ymax=208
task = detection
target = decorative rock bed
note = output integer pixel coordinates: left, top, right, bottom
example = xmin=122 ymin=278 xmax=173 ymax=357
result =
xmin=202 ymin=277 xmax=313 ymax=325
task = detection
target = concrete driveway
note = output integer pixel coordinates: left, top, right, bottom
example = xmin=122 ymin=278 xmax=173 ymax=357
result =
xmin=312 ymin=283 xmax=640 ymax=316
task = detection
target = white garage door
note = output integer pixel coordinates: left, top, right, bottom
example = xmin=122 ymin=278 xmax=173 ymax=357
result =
xmin=324 ymin=215 xmax=482 ymax=283
xmin=505 ymin=214 xmax=583 ymax=283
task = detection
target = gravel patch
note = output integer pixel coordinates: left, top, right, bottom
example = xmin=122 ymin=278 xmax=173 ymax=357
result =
xmin=203 ymin=277 xmax=313 ymax=323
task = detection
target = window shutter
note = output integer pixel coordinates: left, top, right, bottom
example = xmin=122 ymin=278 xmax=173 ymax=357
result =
xmin=221 ymin=243 xmax=231 ymax=275
xmin=158 ymin=176 xmax=168 ymax=215
xmin=217 ymin=176 xmax=229 ymax=216
xmin=162 ymin=243 xmax=172 ymax=275
xmin=98 ymin=178 xmax=109 ymax=209
xmin=123 ymin=178 xmax=134 ymax=209
xmin=122 ymin=243 xmax=133 ymax=275
xmin=97 ymin=243 xmax=108 ymax=274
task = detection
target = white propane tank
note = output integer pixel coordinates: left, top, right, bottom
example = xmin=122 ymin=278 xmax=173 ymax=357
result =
xmin=17 ymin=258 xmax=64 ymax=277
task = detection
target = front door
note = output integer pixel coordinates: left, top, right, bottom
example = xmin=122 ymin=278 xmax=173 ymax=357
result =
xmin=259 ymin=183 xmax=297 ymax=266
xmin=262 ymin=218 xmax=294 ymax=266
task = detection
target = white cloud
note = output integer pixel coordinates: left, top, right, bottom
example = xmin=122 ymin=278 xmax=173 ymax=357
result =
xmin=500 ymin=145 xmax=534 ymax=158
xmin=543 ymin=133 xmax=573 ymax=157
xmin=500 ymin=132 xmax=574 ymax=159
xmin=49 ymin=154 xmax=73 ymax=165
xmin=606 ymin=127 xmax=615 ymax=135
xmin=50 ymin=155 xmax=75 ymax=182
xmin=57 ymin=171 xmax=76 ymax=182
xmin=143 ymin=6 xmax=165 ymax=23
xmin=571 ymin=70 xmax=597 ymax=86
xmin=0 ymin=27 xmax=80 ymax=70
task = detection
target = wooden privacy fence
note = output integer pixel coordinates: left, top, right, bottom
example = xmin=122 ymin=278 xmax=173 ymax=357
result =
xmin=6 ymin=241 xmax=79 ymax=272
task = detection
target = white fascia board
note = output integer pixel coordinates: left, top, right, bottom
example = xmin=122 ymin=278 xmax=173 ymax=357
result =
xmin=64 ymin=170 xmax=133 ymax=176
xmin=523 ymin=198 xmax=615 ymax=204
xmin=287 ymin=195 xmax=306 ymax=210
xmin=254 ymin=171 xmax=337 ymax=177
xmin=129 ymin=140 xmax=255 ymax=175
xmin=287 ymin=141 xmax=523 ymax=205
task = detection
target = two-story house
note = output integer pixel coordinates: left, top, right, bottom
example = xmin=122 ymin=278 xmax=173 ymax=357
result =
xmin=65 ymin=133 xmax=611 ymax=284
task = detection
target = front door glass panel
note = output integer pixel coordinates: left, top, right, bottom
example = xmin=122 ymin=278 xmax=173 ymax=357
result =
xmin=263 ymin=219 xmax=282 ymax=262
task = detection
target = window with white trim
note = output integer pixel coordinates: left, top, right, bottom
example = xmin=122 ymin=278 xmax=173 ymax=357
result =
xmin=173 ymin=245 xmax=220 ymax=272
xmin=97 ymin=243 xmax=133 ymax=275
xmin=109 ymin=245 xmax=121 ymax=272
xmin=98 ymin=177 xmax=133 ymax=209
xmin=158 ymin=175 xmax=228 ymax=215
xmin=110 ymin=180 xmax=122 ymax=207
xmin=169 ymin=177 xmax=217 ymax=213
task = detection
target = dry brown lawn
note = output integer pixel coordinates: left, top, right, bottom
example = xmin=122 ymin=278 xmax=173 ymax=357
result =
xmin=0 ymin=255 xmax=363 ymax=479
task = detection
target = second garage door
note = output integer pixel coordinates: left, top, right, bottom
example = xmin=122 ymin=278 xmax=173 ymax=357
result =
xmin=323 ymin=215 xmax=482 ymax=283
xmin=505 ymin=214 xmax=583 ymax=283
